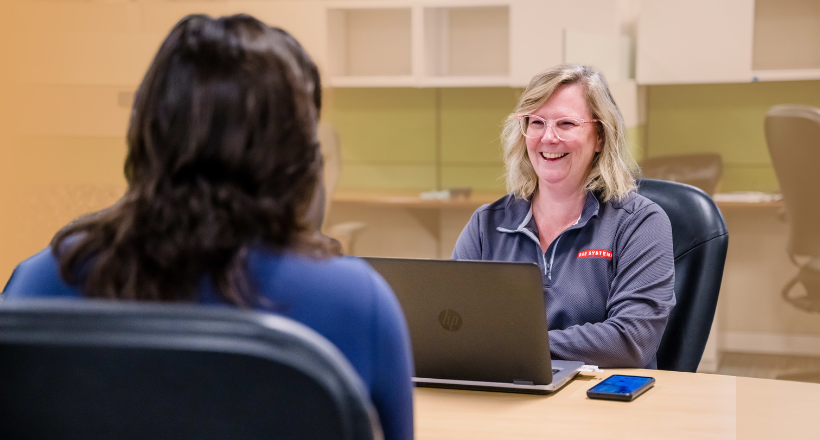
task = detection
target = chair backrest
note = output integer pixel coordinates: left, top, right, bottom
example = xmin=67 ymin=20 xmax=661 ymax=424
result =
xmin=636 ymin=179 xmax=729 ymax=372
xmin=0 ymin=300 xmax=382 ymax=440
xmin=765 ymin=105 xmax=820 ymax=258
xmin=640 ymin=153 xmax=723 ymax=196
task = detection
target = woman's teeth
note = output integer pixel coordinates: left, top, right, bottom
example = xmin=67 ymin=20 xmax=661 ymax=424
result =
xmin=541 ymin=152 xmax=568 ymax=159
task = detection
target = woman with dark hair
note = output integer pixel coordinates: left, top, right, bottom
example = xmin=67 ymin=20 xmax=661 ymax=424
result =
xmin=3 ymin=15 xmax=413 ymax=440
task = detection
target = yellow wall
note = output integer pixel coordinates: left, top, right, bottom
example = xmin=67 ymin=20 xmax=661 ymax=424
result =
xmin=328 ymin=80 xmax=820 ymax=195
xmin=646 ymin=80 xmax=820 ymax=193
xmin=325 ymin=87 xmax=520 ymax=192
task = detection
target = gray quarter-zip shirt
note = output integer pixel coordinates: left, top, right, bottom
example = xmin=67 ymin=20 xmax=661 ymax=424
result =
xmin=452 ymin=191 xmax=675 ymax=368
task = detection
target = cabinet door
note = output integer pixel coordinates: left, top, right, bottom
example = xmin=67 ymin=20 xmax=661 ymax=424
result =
xmin=511 ymin=0 xmax=619 ymax=86
xmin=636 ymin=0 xmax=754 ymax=84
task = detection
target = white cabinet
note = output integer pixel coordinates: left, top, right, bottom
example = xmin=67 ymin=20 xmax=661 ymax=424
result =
xmin=326 ymin=5 xmax=416 ymax=86
xmin=751 ymin=0 xmax=820 ymax=82
xmin=511 ymin=0 xmax=621 ymax=86
xmin=422 ymin=5 xmax=510 ymax=86
xmin=636 ymin=0 xmax=755 ymax=85
xmin=326 ymin=1 xmax=515 ymax=87
xmin=325 ymin=0 xmax=622 ymax=88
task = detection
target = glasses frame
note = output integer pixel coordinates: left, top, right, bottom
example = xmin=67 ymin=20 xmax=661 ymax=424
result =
xmin=517 ymin=114 xmax=599 ymax=141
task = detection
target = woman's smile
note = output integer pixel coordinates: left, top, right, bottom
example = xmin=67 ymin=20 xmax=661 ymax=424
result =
xmin=539 ymin=152 xmax=569 ymax=160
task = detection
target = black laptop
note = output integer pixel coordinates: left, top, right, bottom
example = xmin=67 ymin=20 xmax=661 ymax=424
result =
xmin=364 ymin=257 xmax=583 ymax=394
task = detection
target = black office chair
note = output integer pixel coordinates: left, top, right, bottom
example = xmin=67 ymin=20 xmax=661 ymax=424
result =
xmin=0 ymin=300 xmax=382 ymax=440
xmin=765 ymin=105 xmax=820 ymax=312
xmin=636 ymin=178 xmax=729 ymax=372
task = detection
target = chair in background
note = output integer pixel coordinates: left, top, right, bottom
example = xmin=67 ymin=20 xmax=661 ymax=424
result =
xmin=0 ymin=300 xmax=382 ymax=440
xmin=640 ymin=153 xmax=724 ymax=196
xmin=318 ymin=123 xmax=367 ymax=255
xmin=765 ymin=105 xmax=820 ymax=313
xmin=637 ymin=179 xmax=729 ymax=372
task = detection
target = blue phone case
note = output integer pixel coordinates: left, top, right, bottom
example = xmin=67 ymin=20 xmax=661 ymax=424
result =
xmin=587 ymin=374 xmax=655 ymax=401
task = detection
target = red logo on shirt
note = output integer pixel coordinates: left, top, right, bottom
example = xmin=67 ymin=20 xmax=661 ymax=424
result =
xmin=578 ymin=249 xmax=612 ymax=260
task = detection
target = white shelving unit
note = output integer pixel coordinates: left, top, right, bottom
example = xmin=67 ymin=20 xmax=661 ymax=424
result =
xmin=422 ymin=6 xmax=509 ymax=80
xmin=636 ymin=0 xmax=820 ymax=85
xmin=751 ymin=0 xmax=820 ymax=82
xmin=326 ymin=2 xmax=514 ymax=87
xmin=636 ymin=0 xmax=755 ymax=85
xmin=563 ymin=29 xmax=633 ymax=83
xmin=325 ymin=0 xmax=623 ymax=88
xmin=751 ymin=69 xmax=820 ymax=83
xmin=327 ymin=6 xmax=415 ymax=82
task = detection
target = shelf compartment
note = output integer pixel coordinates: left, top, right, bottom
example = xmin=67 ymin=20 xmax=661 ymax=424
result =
xmin=327 ymin=7 xmax=413 ymax=77
xmin=423 ymin=5 xmax=510 ymax=77
xmin=563 ymin=29 xmax=633 ymax=82
xmin=751 ymin=69 xmax=820 ymax=82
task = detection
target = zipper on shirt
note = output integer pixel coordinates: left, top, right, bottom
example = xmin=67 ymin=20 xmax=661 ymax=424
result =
xmin=547 ymin=236 xmax=561 ymax=281
xmin=518 ymin=228 xmax=548 ymax=276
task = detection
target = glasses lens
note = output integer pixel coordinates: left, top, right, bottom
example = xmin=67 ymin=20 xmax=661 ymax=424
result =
xmin=554 ymin=118 xmax=582 ymax=141
xmin=520 ymin=116 xmax=545 ymax=138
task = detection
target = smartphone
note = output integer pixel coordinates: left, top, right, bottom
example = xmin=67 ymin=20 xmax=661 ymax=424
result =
xmin=587 ymin=374 xmax=655 ymax=401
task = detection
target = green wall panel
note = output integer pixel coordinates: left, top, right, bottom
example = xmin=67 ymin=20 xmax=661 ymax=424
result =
xmin=441 ymin=163 xmax=506 ymax=192
xmin=440 ymin=88 xmax=520 ymax=164
xmin=337 ymin=163 xmax=436 ymax=191
xmin=626 ymin=125 xmax=645 ymax=163
xmin=326 ymin=88 xmax=436 ymax=164
xmin=646 ymin=80 xmax=820 ymax=192
xmin=328 ymin=87 xmax=519 ymax=192
xmin=721 ymin=166 xmax=780 ymax=193
xmin=327 ymin=81 xmax=820 ymax=193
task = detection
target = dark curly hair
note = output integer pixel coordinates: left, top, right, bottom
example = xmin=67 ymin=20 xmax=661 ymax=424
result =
xmin=52 ymin=14 xmax=339 ymax=305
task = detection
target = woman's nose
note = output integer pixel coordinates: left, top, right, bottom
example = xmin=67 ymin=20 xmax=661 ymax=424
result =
xmin=540 ymin=124 xmax=559 ymax=143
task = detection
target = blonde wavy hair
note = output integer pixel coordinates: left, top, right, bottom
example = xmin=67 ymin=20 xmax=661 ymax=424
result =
xmin=502 ymin=64 xmax=637 ymax=201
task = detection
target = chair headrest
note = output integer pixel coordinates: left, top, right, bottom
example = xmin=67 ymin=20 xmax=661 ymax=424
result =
xmin=637 ymin=179 xmax=728 ymax=260
xmin=767 ymin=104 xmax=820 ymax=123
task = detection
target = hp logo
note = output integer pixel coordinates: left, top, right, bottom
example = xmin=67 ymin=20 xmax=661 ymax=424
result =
xmin=438 ymin=309 xmax=462 ymax=331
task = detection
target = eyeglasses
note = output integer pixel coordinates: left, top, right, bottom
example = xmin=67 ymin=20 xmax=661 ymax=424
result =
xmin=517 ymin=114 xmax=599 ymax=142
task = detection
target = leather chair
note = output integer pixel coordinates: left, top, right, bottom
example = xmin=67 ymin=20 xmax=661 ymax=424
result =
xmin=640 ymin=153 xmax=723 ymax=196
xmin=765 ymin=105 xmax=820 ymax=312
xmin=0 ymin=300 xmax=382 ymax=440
xmin=637 ymin=178 xmax=729 ymax=372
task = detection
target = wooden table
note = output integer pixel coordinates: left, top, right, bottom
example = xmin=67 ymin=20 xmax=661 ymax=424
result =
xmin=332 ymin=191 xmax=504 ymax=209
xmin=333 ymin=191 xmax=783 ymax=211
xmin=330 ymin=191 xmax=785 ymax=260
xmin=414 ymin=369 xmax=820 ymax=439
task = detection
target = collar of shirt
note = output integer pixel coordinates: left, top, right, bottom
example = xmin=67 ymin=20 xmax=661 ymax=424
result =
xmin=495 ymin=191 xmax=601 ymax=237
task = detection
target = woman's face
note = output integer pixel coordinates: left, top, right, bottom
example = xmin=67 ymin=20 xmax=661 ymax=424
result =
xmin=525 ymin=83 xmax=602 ymax=194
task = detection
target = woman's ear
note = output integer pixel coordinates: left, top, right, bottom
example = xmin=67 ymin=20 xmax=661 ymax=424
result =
xmin=595 ymin=135 xmax=603 ymax=153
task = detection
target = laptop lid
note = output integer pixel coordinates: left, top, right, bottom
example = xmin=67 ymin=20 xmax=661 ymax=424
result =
xmin=363 ymin=258 xmax=556 ymax=386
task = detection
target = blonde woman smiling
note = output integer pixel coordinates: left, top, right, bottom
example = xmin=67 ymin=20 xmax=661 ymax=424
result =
xmin=453 ymin=64 xmax=675 ymax=369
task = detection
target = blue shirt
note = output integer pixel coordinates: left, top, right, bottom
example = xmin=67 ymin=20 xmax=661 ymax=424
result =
xmin=3 ymin=247 xmax=414 ymax=440
xmin=452 ymin=191 xmax=676 ymax=368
